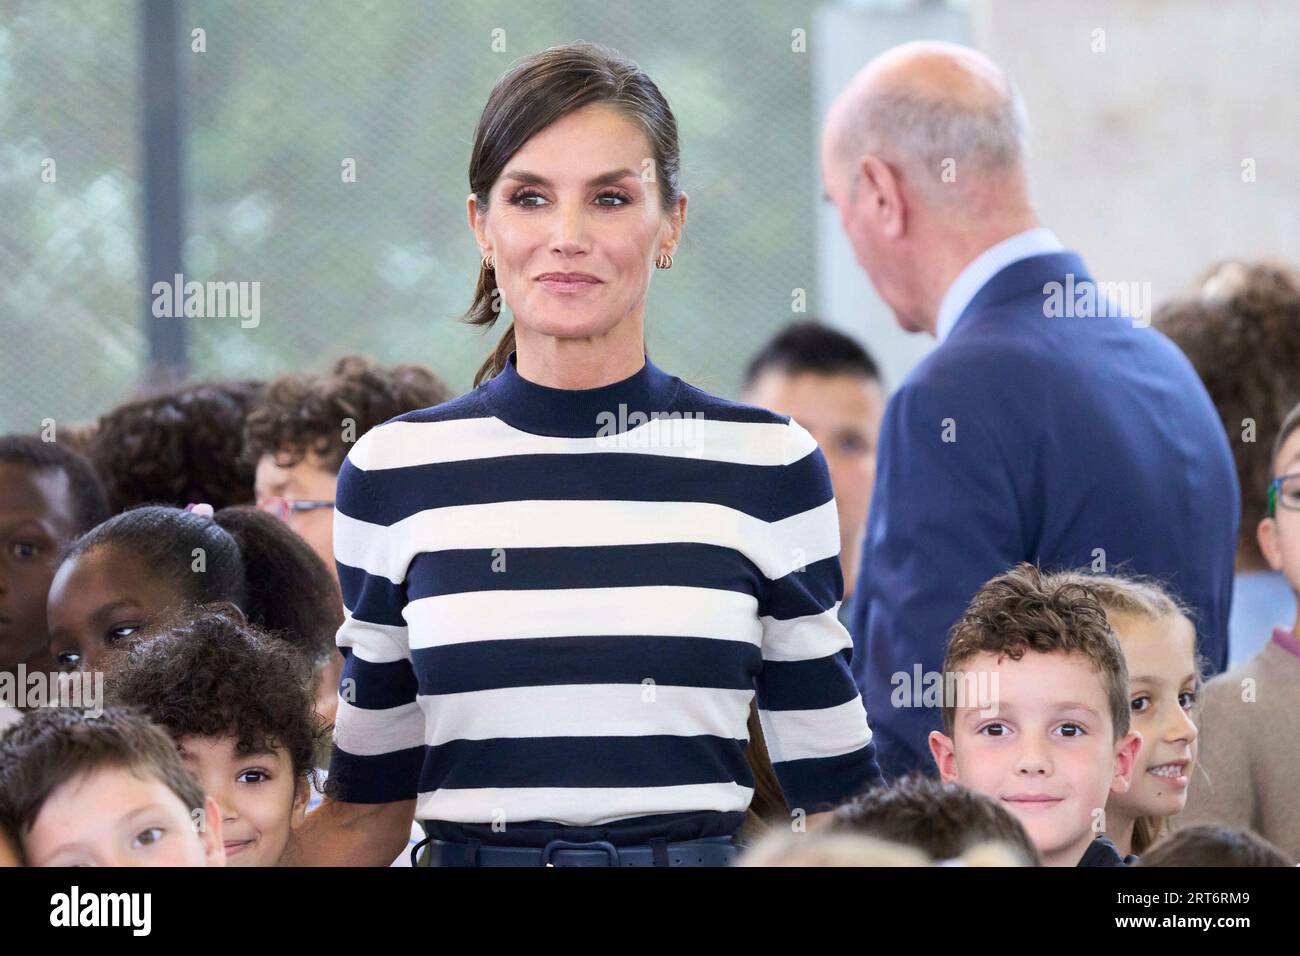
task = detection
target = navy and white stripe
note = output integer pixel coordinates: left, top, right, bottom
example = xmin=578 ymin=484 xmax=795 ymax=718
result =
xmin=327 ymin=350 xmax=881 ymax=828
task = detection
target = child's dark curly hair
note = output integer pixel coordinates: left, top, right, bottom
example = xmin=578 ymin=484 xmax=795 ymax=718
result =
xmin=90 ymin=379 xmax=265 ymax=513
xmin=105 ymin=603 xmax=321 ymax=782
xmin=243 ymin=355 xmax=454 ymax=473
xmin=1156 ymin=261 xmax=1300 ymax=563
xmin=60 ymin=504 xmax=341 ymax=665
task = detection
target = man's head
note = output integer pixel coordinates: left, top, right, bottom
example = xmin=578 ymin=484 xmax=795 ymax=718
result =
xmin=831 ymin=773 xmax=1040 ymax=865
xmin=820 ymin=41 xmax=1038 ymax=334
xmin=0 ymin=435 xmax=110 ymax=672
xmin=927 ymin=563 xmax=1141 ymax=867
xmin=741 ymin=322 xmax=885 ymax=593
xmin=0 ymin=707 xmax=225 ymax=867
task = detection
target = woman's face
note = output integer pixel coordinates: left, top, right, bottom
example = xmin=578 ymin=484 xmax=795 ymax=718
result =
xmin=46 ymin=545 xmax=184 ymax=672
xmin=469 ymin=102 xmax=685 ymax=347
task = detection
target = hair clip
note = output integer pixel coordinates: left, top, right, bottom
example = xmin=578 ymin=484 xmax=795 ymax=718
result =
xmin=184 ymin=502 xmax=215 ymax=518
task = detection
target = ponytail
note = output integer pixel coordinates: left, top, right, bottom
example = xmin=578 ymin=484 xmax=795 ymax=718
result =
xmin=213 ymin=506 xmax=342 ymax=664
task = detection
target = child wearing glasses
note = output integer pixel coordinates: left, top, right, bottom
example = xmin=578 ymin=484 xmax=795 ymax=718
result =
xmin=244 ymin=356 xmax=454 ymax=734
xmin=1180 ymin=400 xmax=1300 ymax=859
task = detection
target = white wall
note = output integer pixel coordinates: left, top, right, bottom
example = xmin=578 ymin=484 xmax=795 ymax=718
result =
xmin=814 ymin=0 xmax=1300 ymax=390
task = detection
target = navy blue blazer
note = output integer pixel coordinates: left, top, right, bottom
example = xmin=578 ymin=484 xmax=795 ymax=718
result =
xmin=850 ymin=251 xmax=1239 ymax=781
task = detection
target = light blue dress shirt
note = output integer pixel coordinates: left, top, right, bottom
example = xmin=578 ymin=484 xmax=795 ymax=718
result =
xmin=935 ymin=227 xmax=1065 ymax=343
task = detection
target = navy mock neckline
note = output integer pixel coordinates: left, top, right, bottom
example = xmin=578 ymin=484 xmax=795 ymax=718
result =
xmin=483 ymin=350 xmax=682 ymax=438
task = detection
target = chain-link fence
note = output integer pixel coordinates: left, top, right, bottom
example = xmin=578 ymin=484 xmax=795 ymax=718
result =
xmin=1 ymin=0 xmax=826 ymax=433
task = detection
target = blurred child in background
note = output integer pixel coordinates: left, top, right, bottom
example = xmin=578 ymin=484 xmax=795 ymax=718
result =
xmin=1181 ymin=402 xmax=1300 ymax=859
xmin=0 ymin=434 xmax=109 ymax=724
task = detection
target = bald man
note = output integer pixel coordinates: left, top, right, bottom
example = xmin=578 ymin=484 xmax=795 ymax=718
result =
xmin=821 ymin=42 xmax=1238 ymax=779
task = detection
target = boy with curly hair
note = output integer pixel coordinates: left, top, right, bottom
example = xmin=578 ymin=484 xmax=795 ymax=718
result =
xmin=104 ymin=604 xmax=321 ymax=866
xmin=927 ymin=563 xmax=1142 ymax=866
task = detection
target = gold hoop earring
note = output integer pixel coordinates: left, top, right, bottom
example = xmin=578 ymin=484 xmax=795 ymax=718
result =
xmin=655 ymin=252 xmax=673 ymax=270
xmin=482 ymin=254 xmax=495 ymax=271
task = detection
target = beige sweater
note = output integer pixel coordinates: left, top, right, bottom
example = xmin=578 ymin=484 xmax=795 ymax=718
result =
xmin=1178 ymin=635 xmax=1300 ymax=859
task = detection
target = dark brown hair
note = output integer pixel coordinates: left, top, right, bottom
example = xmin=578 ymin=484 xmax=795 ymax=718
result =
xmin=0 ymin=707 xmax=205 ymax=836
xmin=60 ymin=504 xmax=342 ymax=665
xmin=1137 ymin=824 xmax=1293 ymax=867
xmin=462 ymin=41 xmax=682 ymax=386
xmin=1155 ymin=261 xmax=1300 ymax=561
xmin=831 ymin=773 xmax=1041 ymax=865
xmin=941 ymin=563 xmax=1130 ymax=740
xmin=243 ymin=355 xmax=455 ymax=473
xmin=0 ymin=433 xmax=110 ymax=535
xmin=89 ymin=379 xmax=265 ymax=513
xmin=105 ymin=603 xmax=321 ymax=781
xmin=742 ymin=701 xmax=788 ymax=839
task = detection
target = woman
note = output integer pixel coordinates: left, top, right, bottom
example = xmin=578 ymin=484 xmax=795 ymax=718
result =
xmin=291 ymin=41 xmax=880 ymax=867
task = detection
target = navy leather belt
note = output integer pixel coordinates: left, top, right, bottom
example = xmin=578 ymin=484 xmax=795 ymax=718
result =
xmin=420 ymin=835 xmax=737 ymax=867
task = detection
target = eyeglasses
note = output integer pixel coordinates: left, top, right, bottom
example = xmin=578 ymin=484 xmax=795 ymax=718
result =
xmin=257 ymin=496 xmax=335 ymax=522
xmin=1267 ymin=473 xmax=1300 ymax=517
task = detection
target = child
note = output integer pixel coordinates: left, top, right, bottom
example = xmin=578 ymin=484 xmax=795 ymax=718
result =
xmin=831 ymin=773 xmax=1040 ymax=865
xmin=45 ymin=504 xmax=340 ymax=688
xmin=88 ymin=379 xmax=264 ymax=513
xmin=242 ymin=354 xmax=453 ymax=727
xmin=1156 ymin=261 xmax=1300 ymax=665
xmin=1180 ymin=401 xmax=1300 ymax=858
xmin=105 ymin=605 xmax=318 ymax=867
xmin=1049 ymin=572 xmax=1200 ymax=859
xmin=1138 ymin=824 xmax=1293 ymax=867
xmin=0 ymin=435 xmax=109 ymax=682
xmin=928 ymin=563 xmax=1142 ymax=866
xmin=0 ymin=707 xmax=225 ymax=867
xmin=243 ymin=354 xmax=453 ymax=585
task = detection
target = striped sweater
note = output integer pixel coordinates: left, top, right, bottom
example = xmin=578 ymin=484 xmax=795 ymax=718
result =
xmin=327 ymin=350 xmax=881 ymax=839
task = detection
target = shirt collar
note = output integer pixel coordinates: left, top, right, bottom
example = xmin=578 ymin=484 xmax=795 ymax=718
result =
xmin=934 ymin=227 xmax=1064 ymax=343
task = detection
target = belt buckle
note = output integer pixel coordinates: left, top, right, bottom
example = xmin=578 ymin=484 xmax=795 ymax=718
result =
xmin=540 ymin=839 xmax=620 ymax=867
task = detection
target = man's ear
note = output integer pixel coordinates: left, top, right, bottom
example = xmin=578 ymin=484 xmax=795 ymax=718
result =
xmin=1110 ymin=731 xmax=1142 ymax=796
xmin=929 ymin=730 xmax=959 ymax=782
xmin=1258 ymin=516 xmax=1284 ymax=572
xmin=290 ymin=776 xmax=311 ymax=829
xmin=859 ymin=154 xmax=906 ymax=240
xmin=198 ymin=796 xmax=226 ymax=867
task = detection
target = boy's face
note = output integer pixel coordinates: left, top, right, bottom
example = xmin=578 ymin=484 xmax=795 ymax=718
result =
xmin=928 ymin=650 xmax=1141 ymax=867
xmin=177 ymin=734 xmax=308 ymax=867
xmin=1258 ymin=429 xmax=1300 ymax=591
xmin=0 ymin=463 xmax=80 ymax=672
xmin=46 ymin=546 xmax=181 ymax=671
xmin=1107 ymin=612 xmax=1199 ymax=820
xmin=23 ymin=766 xmax=225 ymax=867
xmin=254 ymin=449 xmax=339 ymax=584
